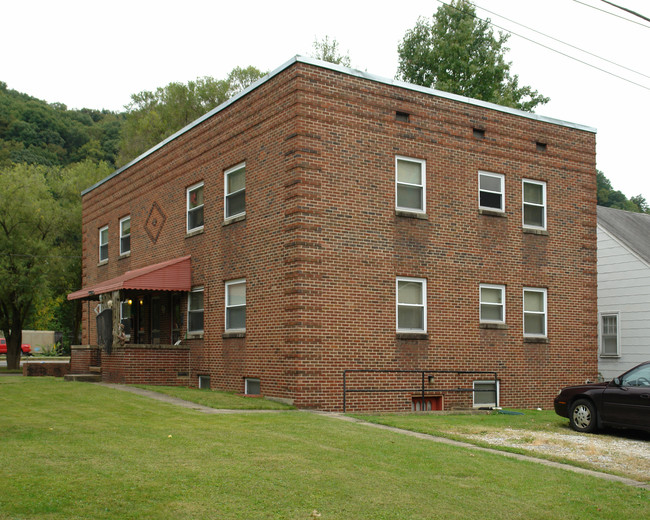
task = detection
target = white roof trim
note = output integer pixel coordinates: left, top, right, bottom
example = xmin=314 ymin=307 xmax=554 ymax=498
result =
xmin=83 ymin=55 xmax=596 ymax=196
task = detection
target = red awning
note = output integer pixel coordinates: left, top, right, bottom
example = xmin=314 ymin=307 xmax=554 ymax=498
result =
xmin=67 ymin=255 xmax=192 ymax=300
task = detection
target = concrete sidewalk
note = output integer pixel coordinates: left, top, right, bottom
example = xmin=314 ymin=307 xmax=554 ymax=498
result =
xmin=97 ymin=382 xmax=650 ymax=491
xmin=96 ymin=383 xmax=291 ymax=414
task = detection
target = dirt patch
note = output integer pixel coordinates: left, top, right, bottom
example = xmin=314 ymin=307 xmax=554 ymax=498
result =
xmin=462 ymin=428 xmax=650 ymax=482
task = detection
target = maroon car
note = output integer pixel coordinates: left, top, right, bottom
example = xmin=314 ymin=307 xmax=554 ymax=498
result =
xmin=554 ymin=361 xmax=650 ymax=433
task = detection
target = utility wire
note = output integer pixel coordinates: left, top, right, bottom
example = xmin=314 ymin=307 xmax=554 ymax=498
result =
xmin=573 ymin=0 xmax=650 ymax=28
xmin=478 ymin=3 xmax=650 ymax=80
xmin=435 ymin=1 xmax=650 ymax=91
xmin=600 ymin=0 xmax=650 ymax=23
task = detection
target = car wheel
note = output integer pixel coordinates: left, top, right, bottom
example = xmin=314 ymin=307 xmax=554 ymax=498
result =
xmin=569 ymin=399 xmax=597 ymax=433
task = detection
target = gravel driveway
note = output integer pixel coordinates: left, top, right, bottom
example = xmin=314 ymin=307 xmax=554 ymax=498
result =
xmin=464 ymin=428 xmax=650 ymax=482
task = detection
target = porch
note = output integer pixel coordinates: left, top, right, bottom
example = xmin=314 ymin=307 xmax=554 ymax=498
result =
xmin=67 ymin=256 xmax=195 ymax=385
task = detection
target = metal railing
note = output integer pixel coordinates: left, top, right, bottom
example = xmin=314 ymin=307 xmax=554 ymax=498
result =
xmin=342 ymin=369 xmax=498 ymax=413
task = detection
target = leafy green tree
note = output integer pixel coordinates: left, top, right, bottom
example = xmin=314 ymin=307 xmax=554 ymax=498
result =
xmin=0 ymin=161 xmax=111 ymax=367
xmin=596 ymin=170 xmax=649 ymax=214
xmin=0 ymin=83 xmax=124 ymax=168
xmin=397 ymin=0 xmax=548 ymax=112
xmin=118 ymin=66 xmax=266 ymax=166
xmin=311 ymin=36 xmax=351 ymax=67
xmin=0 ymin=164 xmax=59 ymax=369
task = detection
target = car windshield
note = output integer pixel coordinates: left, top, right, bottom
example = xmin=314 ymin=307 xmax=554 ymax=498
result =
xmin=620 ymin=364 xmax=650 ymax=387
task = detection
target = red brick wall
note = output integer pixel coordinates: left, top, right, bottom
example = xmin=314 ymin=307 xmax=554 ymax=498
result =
xmin=70 ymin=345 xmax=100 ymax=373
xmin=101 ymin=346 xmax=190 ymax=386
xmin=78 ymin=59 xmax=597 ymax=411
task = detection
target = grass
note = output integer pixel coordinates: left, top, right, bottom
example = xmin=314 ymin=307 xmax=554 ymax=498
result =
xmin=0 ymin=367 xmax=22 ymax=374
xmin=353 ymin=410 xmax=650 ymax=479
xmin=135 ymin=384 xmax=294 ymax=410
xmin=0 ymin=378 xmax=647 ymax=519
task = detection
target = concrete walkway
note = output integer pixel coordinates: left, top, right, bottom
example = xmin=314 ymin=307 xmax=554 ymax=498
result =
xmin=98 ymin=383 xmax=650 ymax=491
xmin=96 ymin=383 xmax=290 ymax=414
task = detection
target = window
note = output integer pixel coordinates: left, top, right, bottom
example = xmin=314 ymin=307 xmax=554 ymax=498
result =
xmin=473 ymin=380 xmax=499 ymax=408
xmin=119 ymin=216 xmax=131 ymax=255
xmin=395 ymin=156 xmax=425 ymax=213
xmin=600 ymin=313 xmax=620 ymax=357
xmin=187 ymin=182 xmax=204 ymax=233
xmin=245 ymin=378 xmax=261 ymax=395
xmin=480 ymin=284 xmax=505 ymax=324
xmin=523 ymin=288 xmax=547 ymax=337
xmin=187 ymin=287 xmax=204 ymax=334
xmin=225 ymin=163 xmax=245 ymax=219
xmin=522 ymin=179 xmax=546 ymax=229
xmin=99 ymin=226 xmax=108 ymax=262
xmin=479 ymin=172 xmax=504 ymax=212
xmin=225 ymin=279 xmax=246 ymax=332
xmin=396 ymin=277 xmax=427 ymax=332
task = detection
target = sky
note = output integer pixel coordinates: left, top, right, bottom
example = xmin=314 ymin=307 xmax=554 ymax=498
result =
xmin=2 ymin=0 xmax=649 ymax=200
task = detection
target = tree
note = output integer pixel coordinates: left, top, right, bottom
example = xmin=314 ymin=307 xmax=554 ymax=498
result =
xmin=396 ymin=0 xmax=548 ymax=112
xmin=0 ymin=161 xmax=111 ymax=367
xmin=0 ymin=164 xmax=59 ymax=369
xmin=117 ymin=66 xmax=266 ymax=165
xmin=311 ymin=36 xmax=351 ymax=67
xmin=597 ymin=170 xmax=649 ymax=214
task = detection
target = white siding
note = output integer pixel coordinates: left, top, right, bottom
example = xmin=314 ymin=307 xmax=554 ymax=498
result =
xmin=597 ymin=226 xmax=650 ymax=379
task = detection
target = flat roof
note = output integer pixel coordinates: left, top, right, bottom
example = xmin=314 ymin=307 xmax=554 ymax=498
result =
xmin=83 ymin=55 xmax=597 ymax=196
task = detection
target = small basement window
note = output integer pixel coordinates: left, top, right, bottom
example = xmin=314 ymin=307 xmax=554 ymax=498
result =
xmin=473 ymin=380 xmax=499 ymax=408
xmin=198 ymin=374 xmax=211 ymax=389
xmin=245 ymin=378 xmax=261 ymax=395
xmin=395 ymin=111 xmax=410 ymax=123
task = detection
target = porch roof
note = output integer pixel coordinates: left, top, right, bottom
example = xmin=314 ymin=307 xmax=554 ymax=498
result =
xmin=67 ymin=255 xmax=192 ymax=300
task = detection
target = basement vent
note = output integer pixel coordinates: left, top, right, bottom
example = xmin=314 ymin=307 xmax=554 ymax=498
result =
xmin=198 ymin=374 xmax=211 ymax=389
xmin=536 ymin=141 xmax=547 ymax=152
xmin=411 ymin=396 xmax=443 ymax=411
xmin=395 ymin=111 xmax=410 ymax=123
xmin=245 ymin=378 xmax=261 ymax=395
xmin=473 ymin=128 xmax=486 ymax=139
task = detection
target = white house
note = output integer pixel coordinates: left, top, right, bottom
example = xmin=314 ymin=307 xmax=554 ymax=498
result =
xmin=597 ymin=206 xmax=650 ymax=379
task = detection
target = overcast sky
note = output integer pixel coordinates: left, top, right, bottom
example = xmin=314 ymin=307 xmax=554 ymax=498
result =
xmin=2 ymin=0 xmax=649 ymax=200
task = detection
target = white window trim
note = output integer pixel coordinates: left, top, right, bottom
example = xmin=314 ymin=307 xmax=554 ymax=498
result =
xmin=522 ymin=179 xmax=547 ymax=230
xmin=186 ymin=182 xmax=205 ymax=233
xmin=478 ymin=171 xmax=505 ymax=212
xmin=479 ymin=284 xmax=506 ymax=324
xmin=119 ymin=215 xmax=131 ymax=256
xmin=599 ymin=312 xmax=621 ymax=357
xmin=396 ymin=277 xmax=427 ymax=333
xmin=523 ymin=287 xmax=547 ymax=338
xmin=473 ymin=380 xmax=500 ymax=408
xmin=395 ymin=156 xmax=426 ymax=214
xmin=187 ymin=287 xmax=204 ymax=334
xmin=98 ymin=225 xmax=108 ymax=263
xmin=225 ymin=279 xmax=246 ymax=332
xmin=224 ymin=162 xmax=246 ymax=220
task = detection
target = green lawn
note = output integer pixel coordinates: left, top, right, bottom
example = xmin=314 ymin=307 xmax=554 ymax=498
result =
xmin=1 ymin=378 xmax=647 ymax=519
xmin=135 ymin=384 xmax=294 ymax=410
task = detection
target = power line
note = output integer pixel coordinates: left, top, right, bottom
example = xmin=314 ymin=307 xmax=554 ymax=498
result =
xmin=477 ymin=3 xmax=650 ymax=80
xmin=600 ymin=0 xmax=650 ymax=23
xmin=435 ymin=1 xmax=650 ymax=91
xmin=573 ymin=0 xmax=650 ymax=28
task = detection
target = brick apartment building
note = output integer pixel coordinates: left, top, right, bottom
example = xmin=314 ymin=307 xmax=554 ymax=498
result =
xmin=68 ymin=56 xmax=598 ymax=411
